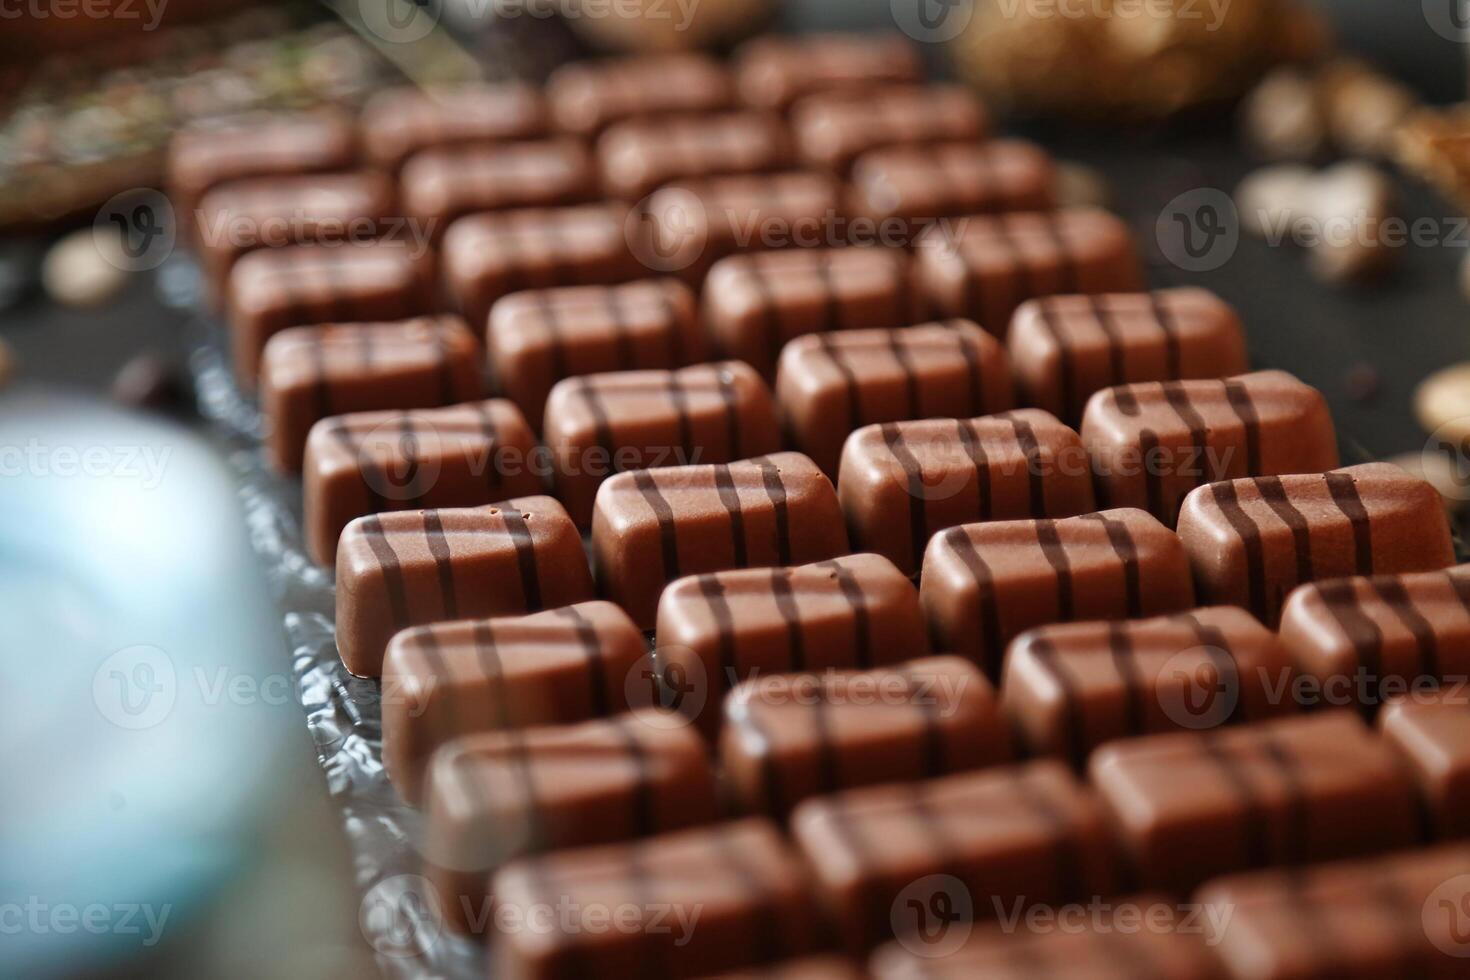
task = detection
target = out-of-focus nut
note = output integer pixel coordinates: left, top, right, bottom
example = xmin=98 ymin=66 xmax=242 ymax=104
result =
xmin=1416 ymin=363 xmax=1470 ymax=449
xmin=42 ymin=228 xmax=128 ymax=308
xmin=1239 ymin=69 xmax=1327 ymax=161
xmin=1319 ymin=59 xmax=1416 ymax=159
xmin=1235 ymin=164 xmax=1314 ymax=237
xmin=1303 ymin=161 xmax=1397 ymax=283
xmin=1055 ymin=161 xmax=1112 ymax=209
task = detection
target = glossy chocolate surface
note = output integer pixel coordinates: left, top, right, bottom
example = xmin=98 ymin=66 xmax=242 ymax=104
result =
xmin=734 ymin=33 xmax=924 ymax=111
xmin=400 ymin=139 xmax=596 ymax=234
xmin=792 ymin=85 xmax=990 ymax=175
xmin=850 ymin=140 xmax=1057 ymax=232
xmin=360 ymin=83 xmax=549 ymax=172
xmin=597 ymin=112 xmax=793 ymax=202
xmin=548 ymin=53 xmax=734 ymax=136
xmin=1379 ymin=687 xmax=1470 ymax=839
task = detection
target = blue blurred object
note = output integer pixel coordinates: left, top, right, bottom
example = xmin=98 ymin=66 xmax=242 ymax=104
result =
xmin=0 ymin=386 xmax=291 ymax=979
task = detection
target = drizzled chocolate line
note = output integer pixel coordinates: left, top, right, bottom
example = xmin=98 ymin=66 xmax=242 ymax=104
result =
xmin=1324 ymin=472 xmax=1374 ymax=576
xmin=696 ymin=573 xmax=740 ymax=701
xmin=575 ymin=377 xmax=617 ymax=468
xmin=1086 ymin=295 xmax=1129 ymax=399
xmin=742 ymin=257 xmax=784 ymax=366
xmin=328 ymin=416 xmax=388 ymax=514
xmin=708 ymin=830 xmax=787 ymax=965
xmin=1108 ymin=621 xmax=1149 ymax=736
xmin=1006 ymin=412 xmax=1049 ymax=518
xmin=713 ymin=464 xmax=749 ymax=567
xmin=603 ymin=284 xmax=636 ymax=369
xmin=1222 ymin=379 xmax=1262 ymax=475
xmin=664 ymin=370 xmax=695 ymax=460
xmin=885 ymin=331 xmax=923 ymax=421
xmin=472 ymin=619 xmax=515 ymax=727
xmin=770 ymin=569 xmax=806 ymax=672
xmin=360 ymin=515 xmax=410 ymax=634
xmin=944 ymin=320 xmax=987 ymax=418
xmin=557 ymin=604 xmax=610 ymax=717
xmin=1033 ymin=298 xmax=1076 ymax=422
xmin=956 ymin=417 xmax=994 ymax=523
xmin=816 ymin=332 xmax=864 ymax=434
xmin=1035 ymin=520 xmax=1076 ymax=621
xmin=1028 ymin=636 xmax=1090 ymax=768
xmin=609 ymin=713 xmax=655 ymax=837
xmin=1208 ymin=481 xmax=1268 ymax=616
xmin=634 ymin=470 xmax=681 ymax=581
xmin=716 ymin=368 xmax=743 ymax=460
xmin=534 ymin=291 xmax=570 ymax=382
xmin=882 ymin=422 xmax=930 ymax=572
xmin=1159 ymin=380 xmax=1210 ymax=510
xmin=471 ymin=402 xmax=505 ymax=497
xmin=1257 ymin=477 xmax=1315 ymax=614
xmin=1315 ymin=579 xmax=1388 ymax=693
xmin=1199 ymin=732 xmax=1272 ymax=869
xmin=1149 ymin=292 xmax=1184 ymax=380
xmin=943 ymin=527 xmax=1003 ymax=676
xmin=1372 ymin=577 xmax=1440 ymax=680
xmin=411 ymin=626 xmax=461 ymax=753
xmin=755 ymin=459 xmax=793 ymax=567
xmin=814 ymin=254 xmax=846 ymax=335
xmin=819 ymin=559 xmax=874 ymax=669
xmin=809 ymin=678 xmax=841 ymax=796
xmin=1008 ymin=768 xmax=1087 ymax=905
xmin=499 ymin=504 xmax=545 ymax=611
xmin=896 ymin=664 xmax=948 ymax=779
xmin=1176 ymin=612 xmax=1245 ymax=726
xmin=1261 ymin=735 xmax=1310 ymax=863
xmin=422 ymin=509 xmax=459 ymax=620
xmin=1081 ymin=513 xmax=1143 ymax=617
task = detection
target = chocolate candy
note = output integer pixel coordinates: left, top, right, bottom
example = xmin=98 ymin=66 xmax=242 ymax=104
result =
xmin=491 ymin=818 xmax=822 ymax=978
xmin=399 ymin=139 xmax=596 ymax=235
xmin=547 ymin=53 xmax=734 ymax=137
xmin=1280 ymin=565 xmax=1470 ymax=712
xmin=359 ymin=83 xmax=548 ymax=173
xmin=721 ymin=656 xmax=1011 ymax=819
xmin=775 ymin=319 xmax=1014 ymax=478
xmin=1089 ymin=711 xmax=1421 ymax=895
xmin=192 ymin=172 xmax=397 ymax=298
xmin=1003 ymin=606 xmax=1297 ymax=767
xmin=791 ymin=85 xmax=990 ymax=175
xmin=1176 ymin=463 xmax=1458 ymax=627
xmin=301 ymin=400 xmax=542 ymax=567
xmin=543 ymin=361 xmax=782 ymax=528
xmin=1197 ymin=843 xmax=1470 ymax=978
xmin=1008 ymin=287 xmax=1249 ymax=424
xmin=655 ymin=553 xmax=925 ymax=735
xmin=849 ymin=141 xmax=1058 ymax=233
xmin=381 ymin=599 xmax=651 ymax=803
xmin=335 ymin=496 xmax=593 ymax=677
xmin=597 ymin=112 xmax=793 ymax=202
xmin=869 ymin=898 xmax=1224 ymax=979
xmin=703 ymin=248 xmax=926 ymax=380
xmin=487 ymin=279 xmax=706 ymax=433
xmin=638 ymin=171 xmax=843 ymax=282
xmin=915 ymin=208 xmax=1145 ymax=335
xmin=838 ymin=409 xmax=1097 ymax=576
xmin=921 ymin=508 xmax=1194 ymax=675
xmin=594 ymin=452 xmax=849 ymax=629
xmin=167 ymin=111 xmax=357 ymax=242
xmin=443 ymin=204 xmax=644 ymax=331
xmin=422 ymin=710 xmax=716 ymax=932
xmin=792 ymin=760 xmax=1119 ymax=953
xmin=226 ymin=239 xmax=436 ymax=389
xmin=1083 ymin=370 xmax=1340 ymax=527
xmin=1379 ymin=688 xmax=1470 ymax=838
xmin=703 ymin=957 xmax=862 ymax=980
xmin=259 ymin=316 xmax=483 ymax=476
xmin=734 ymin=33 xmax=925 ymax=112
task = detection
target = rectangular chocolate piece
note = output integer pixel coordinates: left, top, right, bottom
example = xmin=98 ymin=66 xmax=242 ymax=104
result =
xmin=638 ymin=171 xmax=844 ymax=282
xmin=1083 ymin=370 xmax=1340 ymax=527
xmin=1088 ymin=711 xmax=1421 ymax=895
xmin=1003 ymin=606 xmax=1298 ymax=767
xmin=597 ymin=112 xmax=793 ymax=202
xmin=543 ymin=361 xmax=782 ymax=527
xmin=193 ymin=172 xmax=397 ymax=298
xmin=703 ymin=247 xmax=926 ymax=380
xmin=921 ymin=508 xmax=1194 ymax=675
xmin=734 ymin=33 xmax=925 ymax=111
xmin=776 ymin=319 xmax=1014 ymax=478
xmin=547 ymin=53 xmax=735 ymax=137
xmin=1280 ymin=564 xmax=1470 ymax=712
xmin=168 ymin=111 xmax=357 ymax=242
xmin=335 ymin=496 xmax=594 ymax=677
xmin=1197 ymin=843 xmax=1470 ymax=979
xmin=721 ymin=656 xmax=1012 ymax=819
xmin=1008 ymin=287 xmax=1249 ymax=424
xmin=226 ymin=239 xmax=436 ymax=389
xmin=492 ymin=818 xmax=822 ymax=979
xmin=381 ymin=599 xmax=653 ymax=803
xmin=792 ymin=760 xmax=1119 ymax=953
xmin=792 ymin=85 xmax=990 ymax=175
xmin=869 ymin=896 xmax=1225 ymax=979
xmin=301 ymin=399 xmax=542 ymax=566
xmin=488 ymin=279 xmax=707 ymax=433
xmin=1379 ymin=687 xmax=1470 ymax=839
xmin=359 ymin=82 xmax=548 ymax=173
xmin=655 ymin=553 xmax=926 ymax=735
xmin=915 ymin=208 xmax=1145 ymax=335
xmin=838 ymin=409 xmax=1097 ymax=576
xmin=423 ymin=710 xmax=716 ymax=932
xmin=260 ymin=316 xmax=484 ymax=476
xmin=1176 ymin=463 xmax=1457 ymax=627
xmin=443 ymin=204 xmax=644 ymax=331
xmin=400 ymin=139 xmax=596 ymax=235
xmin=850 ymin=141 xmax=1058 ymax=233
xmin=594 ymin=452 xmax=849 ymax=629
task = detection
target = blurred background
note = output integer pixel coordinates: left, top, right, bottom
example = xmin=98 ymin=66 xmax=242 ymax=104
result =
xmin=3 ymin=1 xmax=1470 ymax=978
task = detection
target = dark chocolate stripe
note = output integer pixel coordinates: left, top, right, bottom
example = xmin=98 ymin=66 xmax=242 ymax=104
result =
xmin=421 ymin=509 xmax=459 ymax=620
xmin=1324 ymin=471 xmax=1375 ymax=576
xmin=471 ymin=401 xmax=505 ymax=496
xmin=534 ymin=292 xmax=569 ymax=382
xmin=1087 ymin=294 xmax=1130 ymax=395
xmin=310 ymin=332 xmax=334 ymax=422
xmin=330 ymin=418 xmax=388 ymax=514
xmin=656 ymin=284 xmax=687 ymax=365
xmin=359 ymin=516 xmax=410 ymax=633
xmin=816 ymin=332 xmax=863 ymax=435
xmin=1209 ymin=481 xmax=1268 ymax=618
xmin=1222 ymin=379 xmax=1262 ymax=475
xmin=634 ymin=470 xmax=681 ymax=582
xmin=945 ymin=319 xmax=987 ymax=417
xmin=885 ymin=330 xmax=922 ymax=421
xmin=814 ymin=253 xmax=846 ymax=334
xmin=576 ymin=380 xmax=617 ymax=473
xmin=1177 ymin=612 xmax=1246 ymax=725
xmin=1160 ymin=380 xmax=1211 ymax=505
xmin=604 ymin=284 xmax=636 ymax=369
xmin=1315 ymin=578 xmax=1387 ymax=696
xmin=472 ymin=620 xmax=514 ymax=727
xmin=397 ymin=413 xmax=425 ymax=509
xmin=697 ymin=573 xmax=740 ymax=698
xmin=896 ymin=663 xmax=947 ymax=778
xmin=1007 ymin=412 xmax=1049 ymax=517
xmin=610 ymin=714 xmax=655 ymax=837
xmin=1200 ymin=732 xmax=1272 ymax=869
xmin=1108 ymin=621 xmax=1148 ymax=736
xmin=712 ymin=464 xmax=747 ymax=568
xmin=1259 ymin=732 xmax=1309 ymax=865
xmin=1029 ymin=636 xmax=1090 ymax=769
xmin=1258 ymin=477 xmax=1314 ymax=614
xmin=557 ymin=604 xmax=610 ymax=717
xmin=1367 ymin=874 xmax=1432 ymax=980
xmin=1040 ymin=212 xmax=1081 ymax=294
xmin=1009 ymin=768 xmax=1086 ymax=904
xmin=732 ymin=685 xmax=788 ymax=815
xmin=744 ymin=257 xmax=785 ymax=368
xmin=1149 ymin=292 xmax=1183 ymax=379
xmin=956 ymin=417 xmax=993 ymax=522
xmin=808 ymin=675 xmax=842 ymax=795
xmin=499 ymin=504 xmax=544 ymax=611
xmin=431 ymin=325 xmax=458 ymax=406
xmin=882 ymin=423 xmax=930 ymax=572
xmin=770 ymin=568 xmax=806 ymax=671
xmin=1137 ymin=428 xmax=1163 ymax=518
xmin=943 ymin=527 xmax=1003 ymax=677
xmin=1035 ymin=520 xmax=1075 ymax=621
xmin=665 ymin=369 xmax=694 ymax=461
xmin=821 ymin=559 xmax=874 ymax=669
xmin=412 ymin=627 xmax=461 ymax=754
xmin=716 ymin=367 xmax=742 ymax=461
xmin=755 ymin=459 xmax=793 ymax=567
xmin=1033 ymin=299 xmax=1077 ymax=422
xmin=1087 ymin=513 xmax=1141 ymax=617
xmin=709 ymin=829 xmax=786 ymax=964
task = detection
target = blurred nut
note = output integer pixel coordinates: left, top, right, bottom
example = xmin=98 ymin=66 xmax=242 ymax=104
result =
xmin=1416 ymin=363 xmax=1470 ymax=447
xmin=42 ymin=228 xmax=128 ymax=309
xmin=1304 ymin=162 xmax=1397 ymax=283
xmin=1239 ymin=69 xmax=1327 ymax=161
xmin=1235 ymin=164 xmax=1314 ymax=237
xmin=1055 ymin=161 xmax=1112 ymax=209
xmin=1319 ymin=59 xmax=1415 ymax=159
